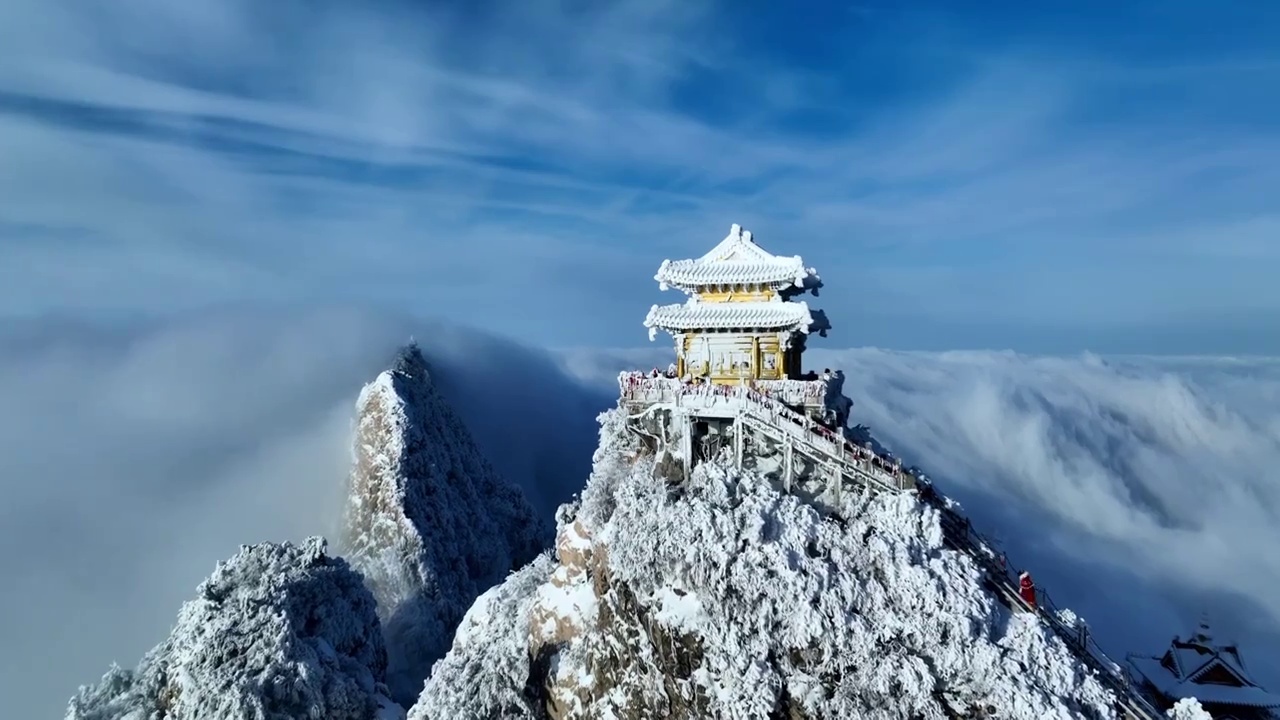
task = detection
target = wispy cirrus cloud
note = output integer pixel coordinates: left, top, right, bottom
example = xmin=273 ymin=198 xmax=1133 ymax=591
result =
xmin=1 ymin=0 xmax=1278 ymax=350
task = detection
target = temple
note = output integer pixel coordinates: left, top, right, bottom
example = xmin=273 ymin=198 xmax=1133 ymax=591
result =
xmin=614 ymin=221 xmax=917 ymax=504
xmin=1128 ymin=616 xmax=1280 ymax=720
xmin=616 ymin=223 xmax=1183 ymax=720
xmin=645 ymin=223 xmax=830 ymax=384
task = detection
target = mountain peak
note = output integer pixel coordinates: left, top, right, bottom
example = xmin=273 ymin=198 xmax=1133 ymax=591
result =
xmin=342 ymin=344 xmax=551 ymax=706
xmin=410 ymin=408 xmax=1122 ymax=719
xmin=391 ymin=340 xmax=429 ymax=379
xmin=67 ymin=537 xmax=401 ymax=720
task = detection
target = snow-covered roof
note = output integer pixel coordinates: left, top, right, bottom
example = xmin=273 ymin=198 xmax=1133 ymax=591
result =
xmin=1130 ymin=656 xmax=1280 ymax=708
xmin=655 ymin=224 xmax=821 ymax=293
xmin=643 ymin=299 xmax=824 ymax=339
xmin=1128 ymin=618 xmax=1280 ymax=710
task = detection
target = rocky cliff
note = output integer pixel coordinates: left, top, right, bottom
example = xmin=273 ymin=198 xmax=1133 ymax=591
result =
xmin=342 ymin=343 xmax=550 ymax=705
xmin=410 ymin=408 xmax=1124 ymax=720
xmin=67 ymin=537 xmax=402 ymax=720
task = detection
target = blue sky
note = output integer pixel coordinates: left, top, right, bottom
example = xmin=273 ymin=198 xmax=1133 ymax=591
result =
xmin=1 ymin=0 xmax=1278 ymax=353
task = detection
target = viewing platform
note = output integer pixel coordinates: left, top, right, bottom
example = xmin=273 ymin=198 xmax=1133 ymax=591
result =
xmin=618 ymin=371 xmax=848 ymax=425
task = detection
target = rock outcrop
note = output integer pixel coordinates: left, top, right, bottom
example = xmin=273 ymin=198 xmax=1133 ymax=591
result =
xmin=67 ymin=537 xmax=402 ymax=720
xmin=342 ymin=343 xmax=550 ymax=705
xmin=409 ymin=409 xmax=1123 ymax=720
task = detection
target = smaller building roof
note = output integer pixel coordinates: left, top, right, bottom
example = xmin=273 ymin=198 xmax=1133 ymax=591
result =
xmin=1130 ymin=656 xmax=1280 ymax=709
xmin=643 ymin=299 xmax=828 ymax=340
xmin=655 ymin=224 xmax=821 ymax=293
xmin=1129 ymin=617 xmax=1280 ymax=710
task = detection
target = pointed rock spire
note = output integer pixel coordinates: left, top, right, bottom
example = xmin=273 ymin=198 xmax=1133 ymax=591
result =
xmin=342 ymin=342 xmax=550 ymax=706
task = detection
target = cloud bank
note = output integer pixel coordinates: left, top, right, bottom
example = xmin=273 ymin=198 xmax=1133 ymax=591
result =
xmin=3 ymin=309 xmax=1278 ymax=715
xmin=562 ymin=345 xmax=1280 ymax=689
xmin=0 ymin=307 xmax=610 ymax=719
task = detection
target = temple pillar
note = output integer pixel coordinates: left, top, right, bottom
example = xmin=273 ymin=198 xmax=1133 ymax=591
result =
xmin=734 ymin=415 xmax=744 ymax=469
xmin=782 ymin=436 xmax=793 ymax=492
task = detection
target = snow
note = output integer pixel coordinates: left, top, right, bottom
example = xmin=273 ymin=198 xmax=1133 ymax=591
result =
xmin=1057 ymin=607 xmax=1086 ymax=630
xmin=64 ymin=339 xmax=1183 ymax=720
xmin=650 ymin=586 xmax=706 ymax=633
xmin=644 ymin=298 xmax=816 ymax=335
xmin=537 ymin=577 xmax=598 ymax=633
xmin=560 ymin=515 xmax=593 ymax=553
xmin=408 ymin=554 xmax=560 ymax=719
xmin=66 ymin=537 xmax=398 ymax=720
xmin=654 ymin=223 xmax=821 ymax=292
xmin=405 ymin=408 xmax=1125 ymax=720
xmin=1166 ymin=697 xmax=1213 ymax=720
xmin=340 ymin=343 xmax=551 ymax=705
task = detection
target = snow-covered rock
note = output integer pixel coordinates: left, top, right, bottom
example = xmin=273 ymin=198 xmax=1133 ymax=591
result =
xmin=342 ymin=343 xmax=550 ymax=704
xmin=66 ymin=537 xmax=402 ymax=720
xmin=1166 ymin=697 xmax=1214 ymax=719
xmin=410 ymin=408 xmax=1123 ymax=720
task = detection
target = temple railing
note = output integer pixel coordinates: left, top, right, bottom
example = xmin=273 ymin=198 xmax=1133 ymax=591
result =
xmin=619 ymin=372 xmax=831 ymax=410
xmin=618 ymin=371 xmax=911 ymax=490
xmin=935 ymin=506 xmax=1162 ymax=720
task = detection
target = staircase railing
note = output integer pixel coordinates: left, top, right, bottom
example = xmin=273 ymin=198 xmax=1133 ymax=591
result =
xmin=934 ymin=507 xmax=1163 ymax=720
xmin=737 ymin=411 xmax=907 ymax=494
xmin=619 ymin=373 xmax=913 ymax=490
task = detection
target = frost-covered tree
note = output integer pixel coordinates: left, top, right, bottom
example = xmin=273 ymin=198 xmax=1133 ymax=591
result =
xmin=410 ymin=553 xmax=559 ymax=719
xmin=67 ymin=537 xmax=402 ymax=720
xmin=1166 ymin=697 xmax=1214 ymax=720
xmin=342 ymin=343 xmax=550 ymax=704
xmin=411 ymin=408 xmax=1123 ymax=720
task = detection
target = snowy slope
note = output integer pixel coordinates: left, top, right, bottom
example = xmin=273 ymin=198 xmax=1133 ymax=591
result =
xmin=66 ymin=537 xmax=403 ymax=720
xmin=342 ymin=343 xmax=551 ymax=705
xmin=410 ymin=408 xmax=1131 ymax=720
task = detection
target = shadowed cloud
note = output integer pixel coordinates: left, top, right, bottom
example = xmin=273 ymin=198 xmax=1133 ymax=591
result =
xmin=0 ymin=307 xmax=611 ymax=718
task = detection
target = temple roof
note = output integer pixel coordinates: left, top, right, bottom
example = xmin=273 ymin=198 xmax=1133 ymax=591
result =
xmin=1129 ymin=656 xmax=1280 ymax=708
xmin=1129 ymin=617 xmax=1280 ymax=709
xmin=643 ymin=299 xmax=829 ymax=340
xmin=655 ymin=224 xmax=821 ymax=293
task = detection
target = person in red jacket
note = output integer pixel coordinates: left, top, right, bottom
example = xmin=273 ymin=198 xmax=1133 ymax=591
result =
xmin=1018 ymin=571 xmax=1037 ymax=608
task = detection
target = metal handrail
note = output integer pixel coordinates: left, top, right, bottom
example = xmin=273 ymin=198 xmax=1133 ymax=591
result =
xmin=935 ymin=508 xmax=1162 ymax=720
xmin=737 ymin=412 xmax=903 ymax=494
xmin=620 ymin=374 xmax=911 ymax=488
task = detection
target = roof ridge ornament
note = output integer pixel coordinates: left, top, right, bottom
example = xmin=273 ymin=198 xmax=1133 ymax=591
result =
xmin=1193 ymin=611 xmax=1213 ymax=644
xmin=654 ymin=222 xmax=823 ymax=297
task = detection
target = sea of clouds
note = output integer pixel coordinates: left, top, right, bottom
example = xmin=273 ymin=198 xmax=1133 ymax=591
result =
xmin=2 ymin=309 xmax=1278 ymax=717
